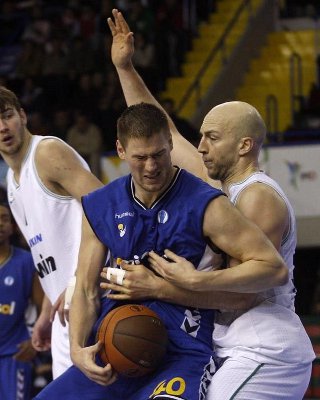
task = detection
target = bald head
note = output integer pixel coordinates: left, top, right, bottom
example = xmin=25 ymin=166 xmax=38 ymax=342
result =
xmin=202 ymin=101 xmax=266 ymax=151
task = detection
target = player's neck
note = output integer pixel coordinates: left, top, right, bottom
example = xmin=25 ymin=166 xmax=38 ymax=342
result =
xmin=3 ymin=132 xmax=33 ymax=182
xmin=222 ymin=164 xmax=260 ymax=193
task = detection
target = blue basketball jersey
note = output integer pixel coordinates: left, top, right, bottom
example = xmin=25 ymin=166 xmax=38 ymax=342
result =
xmin=83 ymin=168 xmax=225 ymax=353
xmin=0 ymin=247 xmax=34 ymax=356
xmin=35 ymin=169 xmax=225 ymax=400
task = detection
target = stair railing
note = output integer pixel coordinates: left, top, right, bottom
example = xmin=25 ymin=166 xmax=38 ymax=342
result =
xmin=289 ymin=52 xmax=303 ymax=123
xmin=176 ymin=0 xmax=255 ymax=114
xmin=265 ymin=94 xmax=279 ymax=141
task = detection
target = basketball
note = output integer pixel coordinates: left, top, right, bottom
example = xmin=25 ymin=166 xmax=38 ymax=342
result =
xmin=96 ymin=304 xmax=168 ymax=377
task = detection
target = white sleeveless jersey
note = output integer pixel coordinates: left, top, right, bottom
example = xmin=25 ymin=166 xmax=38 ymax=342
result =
xmin=7 ymin=135 xmax=89 ymax=305
xmin=213 ymin=171 xmax=315 ymax=364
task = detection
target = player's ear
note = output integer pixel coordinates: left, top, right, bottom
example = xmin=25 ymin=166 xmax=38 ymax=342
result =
xmin=19 ymin=108 xmax=27 ymax=126
xmin=239 ymin=136 xmax=253 ymax=156
xmin=116 ymin=139 xmax=126 ymax=160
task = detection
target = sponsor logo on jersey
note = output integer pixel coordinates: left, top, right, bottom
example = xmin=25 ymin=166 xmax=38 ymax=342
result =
xmin=0 ymin=301 xmax=16 ymax=315
xmin=29 ymin=233 xmax=42 ymax=248
xmin=117 ymin=223 xmax=126 ymax=237
xmin=157 ymin=210 xmax=169 ymax=224
xmin=112 ymin=252 xmax=149 ymax=267
xmin=35 ymin=254 xmax=57 ymax=278
xmin=115 ymin=211 xmax=135 ymax=219
xmin=4 ymin=276 xmax=14 ymax=286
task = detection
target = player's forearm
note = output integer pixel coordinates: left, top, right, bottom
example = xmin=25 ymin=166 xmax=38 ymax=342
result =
xmin=190 ymin=259 xmax=288 ymax=293
xmin=156 ymin=279 xmax=256 ymax=310
xmin=116 ymin=62 xmax=158 ymax=107
xmin=39 ymin=295 xmax=52 ymax=319
xmin=69 ymin=287 xmax=99 ymax=353
xmin=115 ymin=63 xmax=178 ymax=132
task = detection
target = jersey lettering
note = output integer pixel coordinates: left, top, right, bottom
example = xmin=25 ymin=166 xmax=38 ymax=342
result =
xmin=149 ymin=377 xmax=186 ymax=398
xmin=28 ymin=233 xmax=43 ymax=248
xmin=36 ymin=254 xmax=57 ymax=278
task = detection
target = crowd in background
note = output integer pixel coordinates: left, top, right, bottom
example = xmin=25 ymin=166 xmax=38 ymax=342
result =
xmin=1 ymin=0 xmax=320 ymax=167
xmin=0 ymin=0 xmax=212 ymax=168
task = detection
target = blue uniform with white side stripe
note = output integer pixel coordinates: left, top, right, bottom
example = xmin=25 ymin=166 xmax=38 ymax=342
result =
xmin=36 ymin=168 xmax=225 ymax=400
xmin=0 ymin=246 xmax=35 ymax=400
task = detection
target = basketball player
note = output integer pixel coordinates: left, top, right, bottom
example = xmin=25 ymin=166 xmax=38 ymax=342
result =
xmin=101 ymin=9 xmax=315 ymax=400
xmin=0 ymin=202 xmax=43 ymax=400
xmin=34 ymin=102 xmax=287 ymax=400
xmin=0 ymin=87 xmax=103 ymax=378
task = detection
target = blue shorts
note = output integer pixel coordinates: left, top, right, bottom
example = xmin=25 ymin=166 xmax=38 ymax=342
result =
xmin=0 ymin=355 xmax=33 ymax=400
xmin=35 ymin=299 xmax=214 ymax=400
xmin=34 ymin=353 xmax=212 ymax=400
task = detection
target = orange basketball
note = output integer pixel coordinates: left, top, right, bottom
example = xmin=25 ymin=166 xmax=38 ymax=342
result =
xmin=96 ymin=304 xmax=168 ymax=377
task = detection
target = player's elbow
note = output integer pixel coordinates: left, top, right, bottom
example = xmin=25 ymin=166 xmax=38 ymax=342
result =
xmin=273 ymin=258 xmax=289 ymax=286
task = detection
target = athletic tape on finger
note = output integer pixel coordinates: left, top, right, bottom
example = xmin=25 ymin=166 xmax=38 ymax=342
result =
xmin=106 ymin=267 xmax=126 ymax=285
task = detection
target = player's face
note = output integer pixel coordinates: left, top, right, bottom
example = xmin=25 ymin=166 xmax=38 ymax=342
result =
xmin=0 ymin=206 xmax=13 ymax=245
xmin=117 ymin=132 xmax=174 ymax=201
xmin=198 ymin=117 xmax=240 ymax=183
xmin=0 ymin=106 xmax=27 ymax=156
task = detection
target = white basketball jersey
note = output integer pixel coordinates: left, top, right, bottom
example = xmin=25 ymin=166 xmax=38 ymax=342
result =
xmin=213 ymin=171 xmax=315 ymax=364
xmin=7 ymin=135 xmax=89 ymax=305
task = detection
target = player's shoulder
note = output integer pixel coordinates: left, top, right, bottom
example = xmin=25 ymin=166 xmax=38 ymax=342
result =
xmin=238 ymin=181 xmax=282 ymax=202
xmin=35 ymin=135 xmax=87 ymax=175
xmin=12 ymin=245 xmax=32 ymax=258
xmin=84 ymin=175 xmax=129 ymax=203
xmin=11 ymin=246 xmax=34 ymax=270
xmin=237 ymin=182 xmax=287 ymax=215
xmin=35 ymin=136 xmax=71 ymax=157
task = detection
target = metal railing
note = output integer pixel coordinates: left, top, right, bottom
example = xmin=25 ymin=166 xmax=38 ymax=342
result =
xmin=177 ymin=0 xmax=256 ymax=114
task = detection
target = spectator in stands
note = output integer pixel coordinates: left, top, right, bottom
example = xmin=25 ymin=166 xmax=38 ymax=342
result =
xmin=15 ymin=39 xmax=44 ymax=80
xmin=0 ymin=0 xmax=26 ymax=45
xmin=60 ymin=6 xmax=80 ymax=42
xmin=66 ymin=111 xmax=103 ymax=178
xmin=155 ymin=0 xmax=186 ymax=78
xmin=79 ymin=3 xmax=98 ymax=46
xmin=19 ymin=77 xmax=44 ymax=114
xmin=132 ymin=30 xmax=157 ymax=92
xmin=66 ymin=36 xmax=95 ymax=80
xmin=28 ymin=111 xmax=50 ymax=136
xmin=52 ymin=110 xmax=71 ymax=142
xmin=126 ymin=0 xmax=154 ymax=38
xmin=21 ymin=4 xmax=51 ymax=45
xmin=72 ymin=73 xmax=98 ymax=115
xmin=42 ymin=37 xmax=68 ymax=77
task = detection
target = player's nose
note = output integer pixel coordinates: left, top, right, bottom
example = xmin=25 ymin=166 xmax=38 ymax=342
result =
xmin=145 ymin=157 xmax=157 ymax=171
xmin=0 ymin=119 xmax=8 ymax=132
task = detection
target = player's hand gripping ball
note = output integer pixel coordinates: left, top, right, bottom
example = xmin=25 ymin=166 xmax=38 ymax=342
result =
xmin=96 ymin=304 xmax=168 ymax=377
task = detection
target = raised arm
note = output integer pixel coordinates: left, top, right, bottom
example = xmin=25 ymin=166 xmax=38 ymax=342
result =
xmin=107 ymin=9 xmax=217 ymax=186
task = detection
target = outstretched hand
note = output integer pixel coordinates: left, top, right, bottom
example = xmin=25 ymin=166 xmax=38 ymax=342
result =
xmin=148 ymin=250 xmax=198 ymax=289
xmin=107 ymin=9 xmax=134 ymax=69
